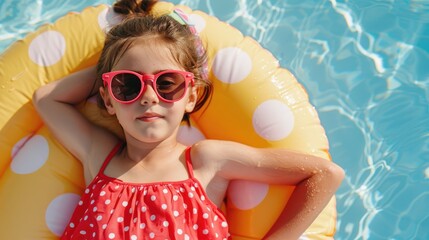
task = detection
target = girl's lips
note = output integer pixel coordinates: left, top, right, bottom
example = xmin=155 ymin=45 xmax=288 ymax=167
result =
xmin=137 ymin=113 xmax=163 ymax=122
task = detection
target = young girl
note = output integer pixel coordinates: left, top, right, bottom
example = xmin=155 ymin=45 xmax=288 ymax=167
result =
xmin=33 ymin=0 xmax=344 ymax=239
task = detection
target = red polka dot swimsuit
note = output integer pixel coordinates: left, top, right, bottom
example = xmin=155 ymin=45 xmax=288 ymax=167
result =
xmin=61 ymin=144 xmax=230 ymax=240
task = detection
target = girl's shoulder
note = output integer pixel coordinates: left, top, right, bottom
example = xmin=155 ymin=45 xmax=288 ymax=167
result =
xmin=190 ymin=139 xmax=224 ymax=161
xmin=190 ymin=139 xmax=254 ymax=167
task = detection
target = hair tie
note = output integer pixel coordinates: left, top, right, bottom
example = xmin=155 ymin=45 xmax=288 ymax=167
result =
xmin=168 ymin=9 xmax=208 ymax=80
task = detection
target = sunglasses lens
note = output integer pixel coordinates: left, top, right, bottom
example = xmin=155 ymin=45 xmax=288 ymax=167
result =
xmin=156 ymin=72 xmax=187 ymax=101
xmin=111 ymin=73 xmax=142 ymax=102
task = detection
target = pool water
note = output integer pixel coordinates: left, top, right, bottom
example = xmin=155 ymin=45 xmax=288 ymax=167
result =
xmin=1 ymin=0 xmax=429 ymax=239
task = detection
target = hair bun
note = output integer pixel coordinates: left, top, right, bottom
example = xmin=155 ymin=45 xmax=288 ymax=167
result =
xmin=113 ymin=0 xmax=158 ymax=17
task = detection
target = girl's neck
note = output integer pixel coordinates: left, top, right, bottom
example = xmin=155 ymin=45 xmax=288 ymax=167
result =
xmin=122 ymin=136 xmax=182 ymax=165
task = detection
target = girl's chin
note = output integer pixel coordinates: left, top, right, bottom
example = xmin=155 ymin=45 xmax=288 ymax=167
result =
xmin=127 ymin=131 xmax=175 ymax=144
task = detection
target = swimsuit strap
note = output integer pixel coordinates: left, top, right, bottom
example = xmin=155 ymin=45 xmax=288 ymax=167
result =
xmin=98 ymin=142 xmax=123 ymax=175
xmin=185 ymin=146 xmax=195 ymax=179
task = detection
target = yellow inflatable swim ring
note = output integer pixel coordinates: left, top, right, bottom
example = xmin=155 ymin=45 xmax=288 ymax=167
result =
xmin=0 ymin=2 xmax=337 ymax=239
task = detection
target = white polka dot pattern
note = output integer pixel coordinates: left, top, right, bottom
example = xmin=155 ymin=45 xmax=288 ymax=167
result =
xmin=98 ymin=7 xmax=123 ymax=32
xmin=228 ymin=180 xmax=269 ymax=210
xmin=10 ymin=135 xmax=49 ymax=174
xmin=28 ymin=31 xmax=66 ymax=66
xmin=189 ymin=14 xmax=206 ymax=33
xmin=252 ymin=100 xmax=295 ymax=141
xmin=177 ymin=125 xmax=206 ymax=146
xmin=45 ymin=194 xmax=81 ymax=236
xmin=212 ymin=47 xmax=253 ymax=84
xmin=61 ymin=146 xmax=229 ymax=239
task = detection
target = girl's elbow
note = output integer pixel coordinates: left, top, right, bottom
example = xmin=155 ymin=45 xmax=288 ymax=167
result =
xmin=32 ymin=88 xmax=43 ymax=106
xmin=32 ymin=86 xmax=51 ymax=110
xmin=327 ymin=163 xmax=345 ymax=186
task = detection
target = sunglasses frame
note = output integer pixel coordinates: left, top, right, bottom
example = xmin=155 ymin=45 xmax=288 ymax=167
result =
xmin=102 ymin=69 xmax=195 ymax=104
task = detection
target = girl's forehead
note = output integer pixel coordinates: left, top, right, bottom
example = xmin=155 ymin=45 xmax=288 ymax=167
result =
xmin=113 ymin=43 xmax=183 ymax=72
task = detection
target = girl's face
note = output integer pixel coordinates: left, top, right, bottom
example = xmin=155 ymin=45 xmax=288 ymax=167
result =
xmin=100 ymin=41 xmax=197 ymax=144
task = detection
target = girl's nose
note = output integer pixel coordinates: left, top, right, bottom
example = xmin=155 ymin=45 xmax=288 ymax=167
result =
xmin=140 ymin=83 xmax=159 ymax=105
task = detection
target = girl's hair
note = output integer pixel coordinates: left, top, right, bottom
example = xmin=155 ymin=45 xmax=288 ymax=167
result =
xmin=96 ymin=0 xmax=212 ymax=125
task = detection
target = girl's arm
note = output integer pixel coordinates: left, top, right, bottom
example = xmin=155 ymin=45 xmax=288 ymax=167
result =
xmin=32 ymin=67 xmax=116 ymax=164
xmin=192 ymin=140 xmax=345 ymax=240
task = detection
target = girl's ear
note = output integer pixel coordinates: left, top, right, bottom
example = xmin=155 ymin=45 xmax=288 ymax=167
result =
xmin=99 ymin=87 xmax=116 ymax=115
xmin=185 ymin=87 xmax=198 ymax=113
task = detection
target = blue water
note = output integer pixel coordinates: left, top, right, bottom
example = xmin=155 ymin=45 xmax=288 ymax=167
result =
xmin=1 ymin=0 xmax=429 ymax=239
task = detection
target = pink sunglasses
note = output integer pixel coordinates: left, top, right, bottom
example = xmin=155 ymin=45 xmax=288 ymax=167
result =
xmin=102 ymin=70 xmax=194 ymax=103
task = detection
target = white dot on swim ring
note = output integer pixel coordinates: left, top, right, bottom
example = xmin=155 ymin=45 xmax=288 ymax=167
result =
xmin=252 ymin=99 xmax=294 ymax=141
xmin=11 ymin=135 xmax=30 ymax=157
xmin=189 ymin=14 xmax=206 ymax=33
xmin=28 ymin=31 xmax=66 ymax=66
xmin=11 ymin=135 xmax=49 ymax=174
xmin=98 ymin=7 xmax=123 ymax=32
xmin=177 ymin=125 xmax=205 ymax=146
xmin=227 ymin=180 xmax=269 ymax=210
xmin=45 ymin=193 xmax=81 ymax=236
xmin=212 ymin=47 xmax=252 ymax=84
